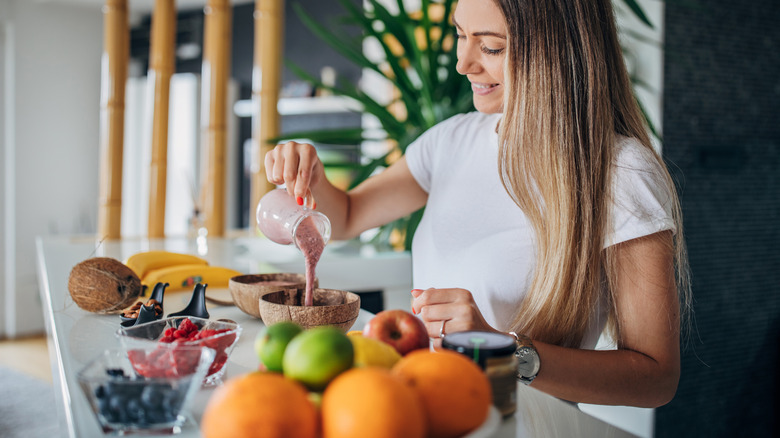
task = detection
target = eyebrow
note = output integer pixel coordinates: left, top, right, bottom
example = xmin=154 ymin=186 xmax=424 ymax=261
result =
xmin=452 ymin=17 xmax=507 ymax=39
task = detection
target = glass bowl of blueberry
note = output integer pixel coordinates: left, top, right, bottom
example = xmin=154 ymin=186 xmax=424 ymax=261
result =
xmin=116 ymin=316 xmax=242 ymax=386
xmin=77 ymin=346 xmax=215 ymax=434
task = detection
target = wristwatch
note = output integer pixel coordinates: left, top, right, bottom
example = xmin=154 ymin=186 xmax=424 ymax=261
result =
xmin=509 ymin=332 xmax=541 ymax=385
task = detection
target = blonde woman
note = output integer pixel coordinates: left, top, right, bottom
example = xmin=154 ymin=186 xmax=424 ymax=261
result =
xmin=265 ymin=0 xmax=689 ymax=407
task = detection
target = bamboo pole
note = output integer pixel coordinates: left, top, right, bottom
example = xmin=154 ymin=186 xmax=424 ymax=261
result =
xmin=250 ymin=0 xmax=283 ymax=226
xmin=147 ymin=0 xmax=177 ymax=238
xmin=97 ymin=0 xmax=129 ymax=240
xmin=200 ymin=0 xmax=232 ymax=237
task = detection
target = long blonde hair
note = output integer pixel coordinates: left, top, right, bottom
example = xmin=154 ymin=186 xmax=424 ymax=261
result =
xmin=493 ymin=0 xmax=689 ymax=347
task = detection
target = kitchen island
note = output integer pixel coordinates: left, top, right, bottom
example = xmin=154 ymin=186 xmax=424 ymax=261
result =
xmin=36 ymin=234 xmax=636 ymax=437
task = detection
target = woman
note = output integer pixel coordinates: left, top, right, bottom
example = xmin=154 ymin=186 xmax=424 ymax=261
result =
xmin=265 ymin=0 xmax=689 ymax=408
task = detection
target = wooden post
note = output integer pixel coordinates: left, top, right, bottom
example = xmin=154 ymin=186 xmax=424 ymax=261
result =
xmin=201 ymin=0 xmax=232 ymax=237
xmin=250 ymin=0 xmax=283 ymax=226
xmin=97 ymin=0 xmax=129 ymax=240
xmin=147 ymin=0 xmax=177 ymax=238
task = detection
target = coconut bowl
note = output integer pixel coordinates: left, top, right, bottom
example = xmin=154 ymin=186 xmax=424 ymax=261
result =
xmin=228 ymin=273 xmax=313 ymax=319
xmin=259 ymin=288 xmax=360 ymax=332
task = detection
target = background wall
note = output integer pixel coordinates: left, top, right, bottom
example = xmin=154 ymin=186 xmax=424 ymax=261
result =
xmin=658 ymin=0 xmax=780 ymax=436
xmin=0 ymin=0 xmax=7 ymax=339
xmin=0 ymin=0 xmax=103 ymax=337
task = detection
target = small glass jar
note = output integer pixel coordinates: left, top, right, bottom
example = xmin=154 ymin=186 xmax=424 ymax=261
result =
xmin=442 ymin=331 xmax=518 ymax=417
xmin=256 ymin=188 xmax=331 ymax=248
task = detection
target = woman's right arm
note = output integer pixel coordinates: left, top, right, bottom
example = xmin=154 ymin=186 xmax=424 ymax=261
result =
xmin=265 ymin=141 xmax=428 ymax=240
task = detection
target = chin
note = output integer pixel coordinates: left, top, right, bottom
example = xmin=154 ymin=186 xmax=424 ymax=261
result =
xmin=473 ymin=98 xmax=503 ymax=115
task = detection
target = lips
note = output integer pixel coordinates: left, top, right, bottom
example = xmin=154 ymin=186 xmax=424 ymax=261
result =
xmin=470 ymin=82 xmax=500 ymax=96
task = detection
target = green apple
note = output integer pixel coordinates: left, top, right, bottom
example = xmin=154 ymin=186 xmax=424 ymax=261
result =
xmin=254 ymin=321 xmax=303 ymax=373
xmin=283 ymin=326 xmax=354 ymax=391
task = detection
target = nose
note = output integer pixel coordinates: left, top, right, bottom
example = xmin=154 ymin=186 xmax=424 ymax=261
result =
xmin=455 ymin=39 xmax=480 ymax=76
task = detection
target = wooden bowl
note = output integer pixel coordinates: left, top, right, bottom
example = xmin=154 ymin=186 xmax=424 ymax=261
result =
xmin=228 ymin=273 xmax=313 ymax=319
xmin=259 ymin=288 xmax=361 ymax=332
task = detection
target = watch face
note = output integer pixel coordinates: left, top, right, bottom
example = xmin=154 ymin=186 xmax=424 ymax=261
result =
xmin=515 ymin=347 xmax=539 ymax=377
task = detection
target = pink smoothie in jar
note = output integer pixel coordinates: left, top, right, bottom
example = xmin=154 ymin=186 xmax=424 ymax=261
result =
xmin=256 ymin=189 xmax=330 ymax=306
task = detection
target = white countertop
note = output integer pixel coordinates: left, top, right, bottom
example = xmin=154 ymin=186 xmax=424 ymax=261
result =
xmin=36 ymin=234 xmax=637 ymax=437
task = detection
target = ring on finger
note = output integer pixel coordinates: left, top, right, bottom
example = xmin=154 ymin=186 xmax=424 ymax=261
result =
xmin=439 ymin=319 xmax=449 ymax=338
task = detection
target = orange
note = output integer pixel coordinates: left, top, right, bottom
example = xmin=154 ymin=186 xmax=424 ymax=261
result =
xmin=201 ymin=372 xmax=318 ymax=438
xmin=321 ymin=367 xmax=426 ymax=438
xmin=392 ymin=350 xmax=492 ymax=438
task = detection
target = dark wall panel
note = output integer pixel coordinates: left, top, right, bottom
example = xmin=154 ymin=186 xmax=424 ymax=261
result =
xmin=658 ymin=1 xmax=780 ymax=436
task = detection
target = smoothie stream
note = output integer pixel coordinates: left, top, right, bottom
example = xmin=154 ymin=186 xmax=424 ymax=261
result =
xmin=294 ymin=216 xmax=325 ymax=306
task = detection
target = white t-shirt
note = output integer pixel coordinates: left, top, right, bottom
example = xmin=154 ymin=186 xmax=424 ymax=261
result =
xmin=405 ymin=112 xmax=675 ymax=348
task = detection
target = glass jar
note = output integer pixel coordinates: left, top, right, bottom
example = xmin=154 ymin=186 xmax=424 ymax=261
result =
xmin=255 ymin=188 xmax=331 ymax=248
xmin=442 ymin=331 xmax=518 ymax=417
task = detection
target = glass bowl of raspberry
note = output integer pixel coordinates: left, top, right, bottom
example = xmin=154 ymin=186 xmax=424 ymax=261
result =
xmin=117 ymin=316 xmax=242 ymax=386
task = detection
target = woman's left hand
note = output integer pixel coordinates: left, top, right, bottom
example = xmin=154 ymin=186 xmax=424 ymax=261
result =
xmin=411 ymin=288 xmax=498 ymax=347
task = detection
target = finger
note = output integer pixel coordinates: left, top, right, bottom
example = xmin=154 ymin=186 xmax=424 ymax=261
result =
xmin=417 ymin=302 xmax=460 ymax=324
xmin=264 ymin=148 xmax=280 ymax=184
xmin=281 ymin=143 xmax=301 ymax=193
xmin=414 ymin=288 xmax=462 ymax=311
xmin=422 ymin=315 xmax=455 ymax=339
xmin=410 ymin=289 xmax=424 ymax=314
xmin=294 ymin=148 xmax=317 ymax=200
xmin=271 ymin=145 xmax=288 ymax=186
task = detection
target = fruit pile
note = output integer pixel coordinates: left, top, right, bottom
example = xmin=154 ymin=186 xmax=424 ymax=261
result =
xmin=201 ymin=310 xmax=493 ymax=438
xmin=92 ymin=368 xmax=189 ymax=427
xmin=124 ymin=250 xmax=242 ymax=291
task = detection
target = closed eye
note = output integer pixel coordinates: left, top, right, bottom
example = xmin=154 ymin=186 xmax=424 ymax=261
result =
xmin=481 ymin=46 xmax=505 ymax=56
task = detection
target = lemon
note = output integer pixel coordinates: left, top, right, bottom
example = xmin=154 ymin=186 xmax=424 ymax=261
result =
xmin=255 ymin=321 xmax=303 ymax=373
xmin=283 ymin=327 xmax=354 ymax=391
xmin=348 ymin=333 xmax=402 ymax=368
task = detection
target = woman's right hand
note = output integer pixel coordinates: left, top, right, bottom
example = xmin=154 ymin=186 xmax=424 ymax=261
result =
xmin=264 ymin=141 xmax=326 ymax=204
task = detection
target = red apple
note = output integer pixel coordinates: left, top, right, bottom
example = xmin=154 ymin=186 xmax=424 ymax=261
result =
xmin=362 ymin=309 xmax=430 ymax=356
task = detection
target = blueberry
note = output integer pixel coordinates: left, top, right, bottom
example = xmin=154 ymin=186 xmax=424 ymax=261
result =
xmin=141 ymin=384 xmax=164 ymax=409
xmin=108 ymin=394 xmax=124 ymax=412
xmin=116 ymin=406 xmax=128 ymax=424
xmin=97 ymin=397 xmax=111 ymax=416
xmin=105 ymin=368 xmax=125 ymax=378
xmin=126 ymin=399 xmax=142 ymax=422
xmin=94 ymin=384 xmax=106 ymax=399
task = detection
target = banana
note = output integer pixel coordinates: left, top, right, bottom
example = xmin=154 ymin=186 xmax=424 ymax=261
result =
xmin=141 ymin=264 xmax=243 ymax=291
xmin=125 ymin=251 xmax=209 ymax=279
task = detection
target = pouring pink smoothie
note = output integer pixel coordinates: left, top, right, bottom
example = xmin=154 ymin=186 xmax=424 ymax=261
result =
xmin=256 ymin=189 xmax=331 ymax=306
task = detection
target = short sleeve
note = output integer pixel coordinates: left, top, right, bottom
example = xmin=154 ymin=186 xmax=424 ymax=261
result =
xmin=606 ymin=138 xmax=677 ymax=248
xmin=405 ymin=114 xmax=468 ymax=193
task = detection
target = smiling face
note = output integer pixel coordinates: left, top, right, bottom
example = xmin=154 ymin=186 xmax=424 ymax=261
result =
xmin=453 ymin=0 xmax=508 ymax=114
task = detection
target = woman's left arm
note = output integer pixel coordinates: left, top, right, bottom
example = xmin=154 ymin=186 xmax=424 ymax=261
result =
xmin=530 ymin=230 xmax=680 ymax=407
xmin=413 ymin=230 xmax=680 ymax=407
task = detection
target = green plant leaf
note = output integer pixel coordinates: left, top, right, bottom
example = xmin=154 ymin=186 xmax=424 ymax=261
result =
xmin=284 ymin=61 xmax=406 ymax=139
xmin=348 ymin=153 xmax=390 ymax=190
xmin=633 ymin=92 xmax=661 ymax=141
xmin=267 ymin=127 xmax=367 ymax=146
xmin=619 ymin=0 xmax=654 ymax=28
xmin=293 ymin=3 xmax=381 ymax=76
